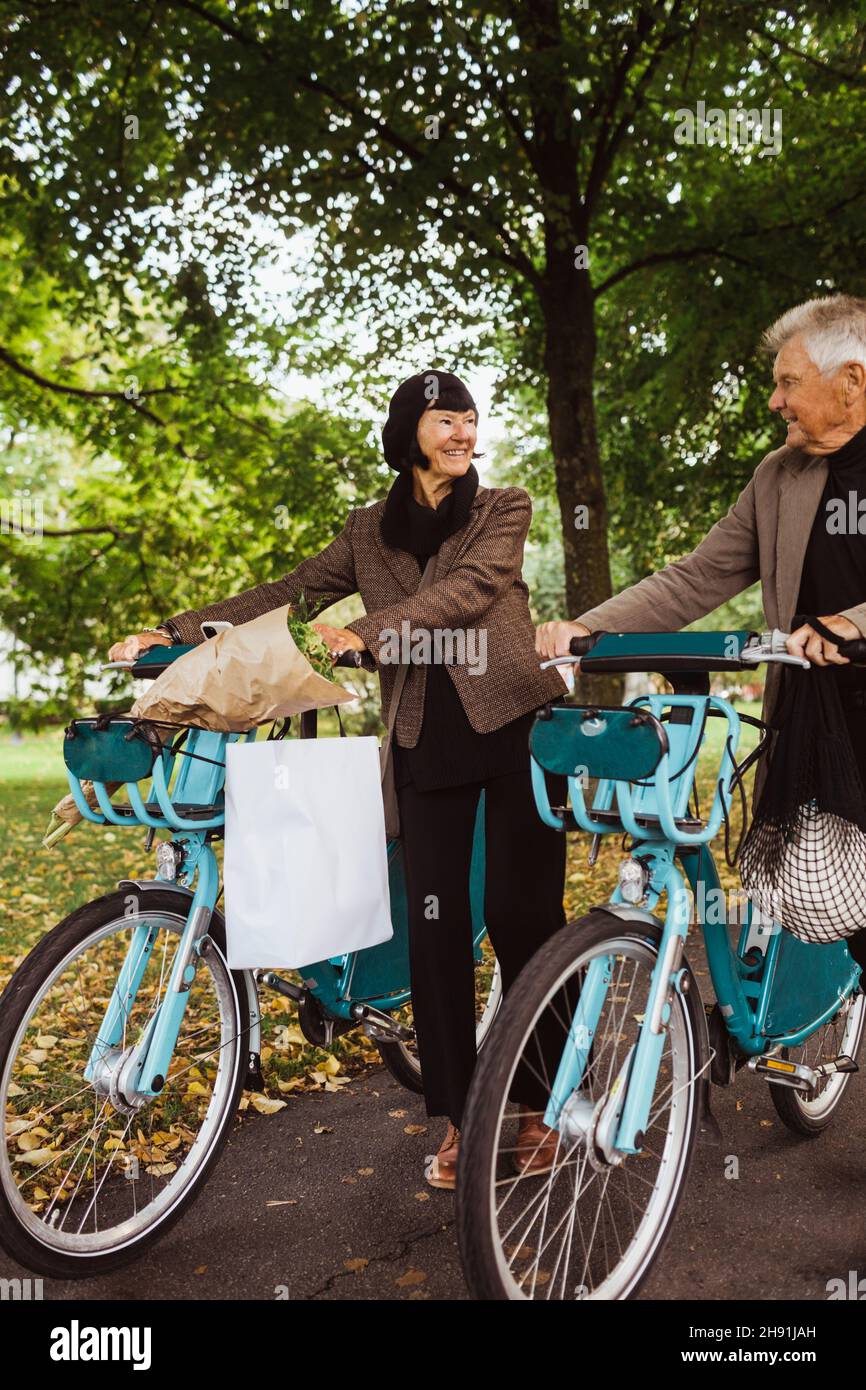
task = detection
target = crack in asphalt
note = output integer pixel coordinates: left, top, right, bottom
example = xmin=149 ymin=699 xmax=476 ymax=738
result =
xmin=307 ymin=1216 xmax=457 ymax=1299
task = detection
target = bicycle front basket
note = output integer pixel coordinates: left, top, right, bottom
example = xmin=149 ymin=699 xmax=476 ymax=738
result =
xmin=63 ymin=718 xmax=160 ymax=784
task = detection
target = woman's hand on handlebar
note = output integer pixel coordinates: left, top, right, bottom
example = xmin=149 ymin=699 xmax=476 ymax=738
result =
xmin=108 ymin=631 xmax=173 ymax=662
xmin=785 ymin=614 xmax=861 ymax=667
xmin=312 ymin=623 xmax=367 ymax=662
xmin=535 ymin=620 xmax=591 ymax=662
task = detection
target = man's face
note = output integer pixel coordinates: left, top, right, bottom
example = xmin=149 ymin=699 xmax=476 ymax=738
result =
xmin=768 ymin=336 xmax=858 ymax=454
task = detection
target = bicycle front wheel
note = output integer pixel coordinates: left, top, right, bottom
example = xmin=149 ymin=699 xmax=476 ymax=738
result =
xmin=0 ymin=888 xmax=249 ymax=1278
xmin=457 ymin=910 xmax=705 ymax=1300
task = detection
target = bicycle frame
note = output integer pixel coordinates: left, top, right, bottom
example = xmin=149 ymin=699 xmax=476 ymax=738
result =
xmin=531 ymin=692 xmax=861 ymax=1155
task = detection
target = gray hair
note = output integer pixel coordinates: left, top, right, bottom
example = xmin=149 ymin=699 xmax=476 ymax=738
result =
xmin=761 ymin=294 xmax=866 ymax=376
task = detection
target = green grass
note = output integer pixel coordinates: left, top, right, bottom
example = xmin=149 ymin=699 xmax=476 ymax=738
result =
xmin=1 ymin=727 xmax=68 ymax=780
xmin=0 ymin=726 xmax=159 ymax=973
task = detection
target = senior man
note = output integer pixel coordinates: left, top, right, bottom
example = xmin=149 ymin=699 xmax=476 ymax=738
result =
xmin=537 ymin=292 xmax=866 ymax=960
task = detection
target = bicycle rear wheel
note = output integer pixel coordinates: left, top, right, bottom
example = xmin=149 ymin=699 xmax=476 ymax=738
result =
xmin=0 ymin=888 xmax=249 ymax=1278
xmin=768 ymin=991 xmax=866 ymax=1135
xmin=457 ymin=910 xmax=705 ymax=1300
xmin=376 ymin=951 xmax=502 ymax=1093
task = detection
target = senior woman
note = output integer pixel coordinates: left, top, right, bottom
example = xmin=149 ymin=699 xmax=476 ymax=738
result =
xmin=537 ymin=292 xmax=866 ymax=971
xmin=109 ymin=370 xmax=569 ymax=1190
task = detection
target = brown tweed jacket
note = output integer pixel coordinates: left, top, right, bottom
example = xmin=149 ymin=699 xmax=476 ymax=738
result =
xmin=575 ymin=442 xmax=866 ymax=808
xmin=164 ymin=485 xmax=567 ymax=746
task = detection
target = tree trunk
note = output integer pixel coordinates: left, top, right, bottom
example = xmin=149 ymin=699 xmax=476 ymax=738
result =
xmin=541 ymin=260 xmax=622 ymax=706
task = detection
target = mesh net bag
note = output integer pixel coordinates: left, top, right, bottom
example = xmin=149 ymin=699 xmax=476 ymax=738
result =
xmin=738 ymin=658 xmax=866 ymax=944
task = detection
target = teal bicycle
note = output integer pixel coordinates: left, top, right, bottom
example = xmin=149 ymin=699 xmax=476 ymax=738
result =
xmin=457 ymin=628 xmax=866 ymax=1301
xmin=0 ymin=644 xmax=496 ymax=1278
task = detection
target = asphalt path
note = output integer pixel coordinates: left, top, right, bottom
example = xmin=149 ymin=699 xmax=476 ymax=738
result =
xmin=2 ymin=1036 xmax=865 ymax=1303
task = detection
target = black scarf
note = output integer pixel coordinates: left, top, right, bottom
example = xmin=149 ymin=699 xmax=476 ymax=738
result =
xmin=380 ymin=463 xmax=479 ymax=558
xmin=796 ymin=422 xmax=866 ymax=691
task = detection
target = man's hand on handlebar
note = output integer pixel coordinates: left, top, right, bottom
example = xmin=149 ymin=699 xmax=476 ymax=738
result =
xmin=785 ymin=614 xmax=861 ymax=667
xmin=535 ymin=620 xmax=591 ymax=663
xmin=108 ymin=631 xmax=173 ymax=662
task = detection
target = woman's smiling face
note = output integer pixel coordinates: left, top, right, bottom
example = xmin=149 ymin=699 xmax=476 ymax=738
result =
xmin=415 ymin=401 xmax=477 ymax=479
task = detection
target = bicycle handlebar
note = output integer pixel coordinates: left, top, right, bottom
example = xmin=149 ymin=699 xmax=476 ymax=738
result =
xmin=566 ymin=629 xmax=866 ymax=668
xmin=104 ymin=643 xmax=368 ymax=678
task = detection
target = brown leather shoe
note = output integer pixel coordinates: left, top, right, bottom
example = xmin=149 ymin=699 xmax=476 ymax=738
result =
xmin=424 ymin=1121 xmax=461 ymax=1190
xmin=514 ymin=1105 xmax=562 ymax=1176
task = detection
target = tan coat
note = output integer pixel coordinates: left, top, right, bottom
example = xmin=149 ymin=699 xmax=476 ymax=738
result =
xmin=165 ymin=485 xmax=568 ymax=746
xmin=576 ymin=443 xmax=866 ymax=805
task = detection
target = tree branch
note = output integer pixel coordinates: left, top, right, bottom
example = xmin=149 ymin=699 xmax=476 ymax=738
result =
xmin=595 ymin=185 xmax=866 ymax=297
xmin=586 ymin=1 xmax=689 ymax=216
xmin=38 ymin=525 xmax=136 ymax=540
xmin=746 ymin=22 xmax=866 ymax=83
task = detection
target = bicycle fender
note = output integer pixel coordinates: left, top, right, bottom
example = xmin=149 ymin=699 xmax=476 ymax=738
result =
xmin=591 ymin=902 xmax=661 ymax=930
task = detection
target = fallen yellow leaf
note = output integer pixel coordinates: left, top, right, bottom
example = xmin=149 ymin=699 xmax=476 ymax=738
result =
xmin=14 ymin=1148 xmax=56 ymax=1166
xmin=251 ymin=1095 xmax=287 ymax=1116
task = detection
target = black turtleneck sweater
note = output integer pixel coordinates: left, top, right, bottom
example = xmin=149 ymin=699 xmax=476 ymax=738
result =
xmin=382 ymin=470 xmax=536 ymax=791
xmin=796 ymin=422 xmax=866 ymax=699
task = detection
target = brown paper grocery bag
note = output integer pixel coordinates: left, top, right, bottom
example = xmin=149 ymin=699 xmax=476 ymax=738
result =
xmin=129 ymin=605 xmax=355 ymax=732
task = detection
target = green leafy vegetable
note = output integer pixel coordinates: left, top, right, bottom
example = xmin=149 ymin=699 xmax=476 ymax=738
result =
xmin=287 ymin=592 xmax=333 ymax=679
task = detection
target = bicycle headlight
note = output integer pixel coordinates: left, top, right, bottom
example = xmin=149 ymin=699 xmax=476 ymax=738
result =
xmin=155 ymin=841 xmax=178 ymax=881
xmin=617 ymin=858 xmax=649 ymax=905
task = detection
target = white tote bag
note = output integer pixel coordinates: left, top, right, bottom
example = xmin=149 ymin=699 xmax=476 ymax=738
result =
xmin=223 ymin=735 xmax=393 ymax=969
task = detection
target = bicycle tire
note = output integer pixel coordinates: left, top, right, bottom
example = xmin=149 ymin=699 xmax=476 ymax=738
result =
xmin=768 ymin=991 xmax=866 ymax=1136
xmin=457 ymin=910 xmax=705 ymax=1301
xmin=376 ymin=957 xmax=503 ymax=1093
xmin=0 ymin=888 xmax=250 ymax=1278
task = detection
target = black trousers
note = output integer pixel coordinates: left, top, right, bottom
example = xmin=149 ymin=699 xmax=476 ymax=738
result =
xmin=397 ymin=766 xmax=569 ymax=1128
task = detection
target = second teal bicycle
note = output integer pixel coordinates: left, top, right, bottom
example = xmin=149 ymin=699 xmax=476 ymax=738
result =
xmin=457 ymin=627 xmax=866 ymax=1300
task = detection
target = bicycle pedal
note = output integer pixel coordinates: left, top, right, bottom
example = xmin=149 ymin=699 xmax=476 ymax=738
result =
xmin=750 ymin=1052 xmax=858 ymax=1092
xmin=749 ymin=1054 xmax=814 ymax=1090
xmin=813 ymin=1055 xmax=858 ymax=1079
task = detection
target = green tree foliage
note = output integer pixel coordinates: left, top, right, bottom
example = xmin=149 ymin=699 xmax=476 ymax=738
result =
xmin=2 ymin=1 xmax=866 ymax=719
xmin=0 ymin=237 xmax=384 ymax=717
